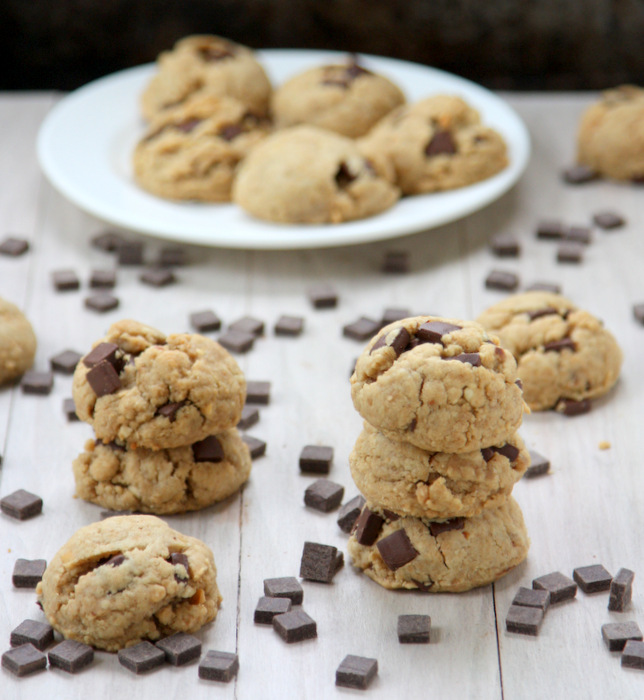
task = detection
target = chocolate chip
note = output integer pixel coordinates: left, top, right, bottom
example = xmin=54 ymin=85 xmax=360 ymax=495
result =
xmin=139 ymin=267 xmax=176 ymax=287
xmin=485 ymin=270 xmax=520 ymax=291
xmin=218 ymin=328 xmax=255 ymax=353
xmin=557 ymin=241 xmax=584 ymax=263
xmin=621 ymin=640 xmax=644 ymax=669
xmin=526 ymin=281 xmax=562 ymax=294
xmin=555 ymin=398 xmax=592 ymax=416
xmin=242 ymin=434 xmax=266 ymax=459
xmin=1 ymin=644 xmax=47 ymax=676
xmin=573 ymin=564 xmax=613 ymax=593
xmin=83 ymin=342 xmax=122 ymax=370
xmin=12 ymin=558 xmax=47 ymax=588
xmin=159 ymin=246 xmax=187 ymax=266
xmin=343 ymin=316 xmax=381 ymax=341
xmin=428 ymin=517 xmax=465 ymax=537
xmin=273 ymin=609 xmax=317 ymax=643
xmin=274 ymin=315 xmax=304 ymax=336
xmin=20 ymin=370 xmax=54 ymax=395
xmin=156 ymin=400 xmax=185 ymax=422
xmin=443 ymin=352 xmax=481 ymax=366
xmin=527 ymin=307 xmax=559 ymax=321
xmin=86 ymin=360 xmax=121 ymax=397
xmin=381 ymin=308 xmax=411 ymax=326
xmin=299 ymin=445 xmax=333 ymax=474
xmin=263 ymin=576 xmax=303 ymax=604
xmin=198 ymin=650 xmax=239 ymax=682
xmin=416 ymin=320 xmax=461 ymax=344
xmin=192 ymin=435 xmax=224 ymax=463
xmin=565 ymin=226 xmax=592 ymax=245
xmin=229 ymin=316 xmax=264 ymax=337
xmin=52 ymin=269 xmax=80 ymax=291
xmin=117 ymin=240 xmax=144 ymax=266
xmin=494 ymin=444 xmax=520 ymax=462
xmin=299 ymin=541 xmax=343 ymax=583
xmin=602 ymin=622 xmax=643 ymax=651
xmin=10 ymin=620 xmax=54 ymax=651
xmin=63 ymin=397 xmax=79 ymax=421
xmin=382 ymin=250 xmax=410 ymax=273
xmin=562 ymin=164 xmax=598 ymax=184
xmin=117 ymin=641 xmax=166 ymax=674
xmin=254 ymin=596 xmax=292 ymax=624
xmin=237 ymin=405 xmax=259 ymax=430
xmin=633 ymin=303 xmax=644 ymax=325
xmin=353 ymin=506 xmax=385 ymax=545
xmin=190 ymin=309 xmax=222 ymax=332
xmin=218 ymin=123 xmax=244 ymax=141
xmin=425 ymin=130 xmax=456 ymax=156
xmin=308 ymin=283 xmax=338 ymax=309
xmin=536 ymin=220 xmax=565 ymax=240
xmin=532 ymin=571 xmax=577 ymax=603
xmin=609 ymin=568 xmax=635 ymax=611
xmin=246 ymin=380 xmax=271 ymax=405
xmin=512 ymin=587 xmax=550 ymax=611
xmin=335 ymin=161 xmax=357 ymax=188
xmin=48 ymin=640 xmax=94 ymax=673
xmin=336 ymin=654 xmax=378 ymax=689
xmin=593 ymin=211 xmax=625 ymax=230
xmin=506 ymin=604 xmax=544 ymax=636
xmin=304 ymin=479 xmax=345 ymax=512
xmin=544 ymin=338 xmax=576 ymax=353
xmin=481 ymin=447 xmax=495 ymax=462
xmin=337 ymin=494 xmax=366 ymax=533
xmin=84 ymin=293 xmax=119 ymax=313
xmin=170 ymin=552 xmax=190 ymax=581
xmin=50 ymin=349 xmax=83 ymax=374
xmin=0 ymin=236 xmax=29 ymax=256
xmin=155 ymin=633 xmax=201 ymax=666
xmin=1 ymin=490 xmax=43 ymax=520
xmin=376 ymin=529 xmax=419 ymax=571
xmin=397 ymin=614 xmax=431 ymax=644
xmin=91 ymin=231 xmax=124 ymax=252
xmin=490 ymin=233 xmax=520 ymax=257
xmin=525 ymin=450 xmax=550 ymax=477
xmin=370 ymin=326 xmax=411 ymax=355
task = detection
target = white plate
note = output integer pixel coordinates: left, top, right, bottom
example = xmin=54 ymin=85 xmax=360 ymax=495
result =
xmin=37 ymin=49 xmax=530 ymax=250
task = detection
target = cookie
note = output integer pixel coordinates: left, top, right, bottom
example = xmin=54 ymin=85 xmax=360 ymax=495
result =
xmin=271 ymin=59 xmax=405 ymax=138
xmin=72 ymin=320 xmax=245 ymax=450
xmin=358 ymin=95 xmax=508 ymax=194
xmin=133 ymin=95 xmax=271 ymax=202
xmin=476 ymin=291 xmax=623 ymax=411
xmin=350 ymin=316 xmax=526 ymax=453
xmin=36 ymin=515 xmax=221 ymax=651
xmin=577 ymin=85 xmax=644 ymax=181
xmin=350 ymin=422 xmax=529 ymax=520
xmin=73 ymin=427 xmax=251 ymax=515
xmin=232 ymin=125 xmax=400 ymax=224
xmin=348 ymin=497 xmax=529 ymax=592
xmin=140 ymin=34 xmax=271 ymax=122
xmin=0 ymin=297 xmax=37 ymax=385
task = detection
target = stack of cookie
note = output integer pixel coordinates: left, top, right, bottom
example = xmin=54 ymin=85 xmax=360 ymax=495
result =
xmin=71 ymin=319 xmax=251 ymax=515
xmin=347 ymin=315 xmax=531 ymax=592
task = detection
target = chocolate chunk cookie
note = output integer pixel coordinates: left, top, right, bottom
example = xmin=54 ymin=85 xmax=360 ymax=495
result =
xmin=0 ymin=297 xmax=37 ymax=385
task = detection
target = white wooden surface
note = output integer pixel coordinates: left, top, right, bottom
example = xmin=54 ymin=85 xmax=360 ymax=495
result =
xmin=1 ymin=93 xmax=644 ymax=699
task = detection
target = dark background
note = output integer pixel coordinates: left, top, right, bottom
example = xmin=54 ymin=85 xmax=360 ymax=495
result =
xmin=2 ymin=0 xmax=643 ymax=91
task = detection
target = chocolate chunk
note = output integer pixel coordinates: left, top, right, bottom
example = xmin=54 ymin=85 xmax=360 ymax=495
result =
xmin=263 ymin=577 xmax=303 ymax=604
xmin=229 ymin=316 xmax=265 ymax=337
xmin=50 ymin=349 xmax=82 ymax=374
xmin=573 ymin=564 xmax=613 ymax=593
xmin=199 ymin=650 xmax=238 ymax=682
xmin=544 ymin=338 xmax=576 ymax=352
xmin=246 ymin=380 xmax=271 ymax=405
xmin=156 ymin=400 xmax=185 ymax=422
xmin=337 ymin=494 xmax=366 ymax=533
xmin=117 ymin=240 xmax=144 ymax=266
xmin=300 ymin=541 xmax=343 ymax=583
xmin=343 ymin=316 xmax=381 ymax=341
xmin=218 ymin=123 xmax=244 ymax=141
xmin=86 ymin=360 xmax=121 ymax=397
xmin=525 ymin=450 xmax=551 ymax=477
xmin=481 ymin=447 xmax=495 ymax=462
xmin=188 ymin=309 xmax=221 ymax=333
xmin=562 ymin=164 xmax=598 ymax=184
xmin=555 ymin=398 xmax=592 ymax=416
xmin=63 ymin=397 xmax=79 ymax=422
xmin=20 ymin=370 xmax=54 ymax=395
xmin=12 ymin=559 xmax=47 ymax=588
xmin=304 ymin=479 xmax=344 ymax=512
xmin=308 ymin=283 xmax=338 ymax=309
xmin=336 ymin=654 xmax=378 ymax=689
xmin=494 ymin=443 xmax=520 ymax=462
xmin=381 ymin=308 xmax=411 ymax=326
xmin=48 ymin=640 xmax=94 ymax=673
xmin=274 ymin=315 xmax=304 ymax=336
xmin=621 ymin=640 xmax=644 ymax=669
xmin=557 ymin=241 xmax=584 ymax=263
xmin=490 ymin=233 xmax=520 ymax=257
xmin=10 ymin=620 xmax=54 ymax=650
xmin=416 ymin=320 xmax=461 ymax=344
xmin=254 ymin=596 xmax=292 ymax=624
xmin=506 ymin=604 xmax=544 ymax=636
xmin=299 ymin=445 xmax=333 ymax=474
xmin=370 ymin=326 xmax=410 ymax=355
xmin=192 ymin=435 xmax=224 ymax=463
xmin=139 ymin=266 xmax=176 ymax=287
xmin=91 ymin=230 xmax=124 ymax=251
xmin=443 ymin=352 xmax=481 ymax=366
xmin=377 ymin=529 xmax=419 ymax=570
xmin=565 ymin=226 xmax=592 ymax=245
xmin=425 ymin=129 xmax=456 ymax=156
xmin=218 ymin=328 xmax=255 ymax=353
xmin=0 ymin=236 xmax=29 ymax=256
xmin=602 ymin=621 xmax=643 ymax=651
xmin=104 ymin=553 xmax=126 ymax=567
xmin=335 ymin=161 xmax=357 ymax=188
xmin=237 ymin=404 xmax=259 ymax=430
xmin=382 ymin=250 xmax=410 ymax=273
xmin=170 ymin=552 xmax=190 ymax=581
xmin=526 ymin=281 xmax=562 ymax=294
xmin=397 ymin=614 xmax=431 ymax=644
xmin=82 ymin=342 xmax=121 ymax=369
xmin=633 ymin=304 xmax=644 ymax=325
xmin=155 ymin=632 xmax=201 ymax=666
xmin=242 ymin=434 xmax=266 ymax=459
xmin=593 ymin=211 xmax=625 ymax=230
xmin=532 ymin=571 xmax=577 ymax=603
xmin=1 ymin=490 xmax=43 ymax=520
xmin=536 ymin=220 xmax=565 ymax=240
xmin=52 ymin=268 xmax=80 ymax=291
xmin=527 ymin=307 xmax=559 ymax=321
xmin=84 ymin=292 xmax=119 ymax=313
xmin=485 ymin=269 xmax=520 ymax=291
xmin=353 ymin=506 xmax=385 ymax=545
xmin=609 ymin=568 xmax=635 ymax=611
xmin=159 ymin=246 xmax=187 ymax=266
xmin=118 ymin=641 xmax=166 ymax=673
xmin=1 ymin=644 xmax=47 ymax=676
xmin=428 ymin=517 xmax=465 ymax=537
xmin=273 ymin=609 xmax=317 ymax=643
xmin=512 ymin=587 xmax=550 ymax=611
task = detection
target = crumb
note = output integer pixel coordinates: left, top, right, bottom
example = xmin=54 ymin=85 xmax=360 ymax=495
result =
xmin=599 ymin=441 xmax=611 ymax=450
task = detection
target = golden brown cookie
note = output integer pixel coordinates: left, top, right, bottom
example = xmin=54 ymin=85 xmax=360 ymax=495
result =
xmin=0 ymin=297 xmax=36 ymax=385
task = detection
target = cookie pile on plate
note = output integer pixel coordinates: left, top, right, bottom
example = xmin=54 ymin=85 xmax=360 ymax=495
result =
xmin=347 ymin=315 xmax=531 ymax=592
xmin=71 ymin=319 xmax=251 ymax=514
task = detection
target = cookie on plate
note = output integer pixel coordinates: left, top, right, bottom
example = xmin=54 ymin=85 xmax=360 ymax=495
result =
xmin=577 ymin=85 xmax=644 ymax=181
xmin=133 ymin=95 xmax=271 ymax=202
xmin=358 ymin=95 xmax=508 ymax=194
xmin=232 ymin=125 xmax=400 ymax=224
xmin=140 ymin=34 xmax=272 ymax=121
xmin=0 ymin=297 xmax=36 ymax=385
xmin=476 ymin=291 xmax=623 ymax=411
xmin=37 ymin=515 xmax=221 ymax=651
xmin=271 ymin=58 xmax=405 ymax=138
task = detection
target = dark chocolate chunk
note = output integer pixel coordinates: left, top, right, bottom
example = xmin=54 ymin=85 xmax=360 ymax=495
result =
xmin=52 ymin=268 xmax=80 ymax=291
xmin=308 ymin=283 xmax=338 ymax=309
xmin=1 ymin=490 xmax=43 ymax=520
xmin=86 ymin=360 xmax=121 ymax=397
xmin=63 ymin=397 xmax=79 ymax=421
xmin=490 ymin=233 xmax=520 ymax=257
xmin=526 ymin=281 xmax=562 ymax=294
xmin=536 ymin=220 xmax=565 ymax=240
xmin=10 ymin=620 xmax=54 ymax=650
xmin=555 ymin=398 xmax=592 ymax=416
xmin=254 ymin=595 xmax=292 ymax=624
xmin=382 ymin=250 xmax=410 ymax=274
xmin=557 ymin=241 xmax=584 ymax=263
xmin=573 ymin=564 xmax=613 ymax=593
xmin=170 ymin=552 xmax=190 ymax=581
xmin=117 ymin=240 xmax=144 ymax=266
xmin=562 ymin=164 xmax=598 ymax=184
xmin=337 ymin=494 xmax=366 ymax=533
xmin=192 ymin=435 xmax=224 ymax=463
xmin=343 ymin=316 xmax=381 ymax=341
xmin=104 ymin=554 xmax=126 ymax=567
xmin=273 ymin=609 xmax=317 ymax=643
xmin=139 ymin=266 xmax=176 ymax=287
xmin=532 ymin=571 xmax=577 ymax=603
xmin=218 ymin=328 xmax=255 ymax=353
xmin=527 ymin=307 xmax=559 ymax=321
xmin=381 ymin=308 xmax=411 ymax=326
xmin=1 ymin=644 xmax=47 ymax=676
xmin=159 ymin=246 xmax=187 ymax=266
xmin=198 ymin=650 xmax=239 ymax=682
xmin=0 ymin=237 xmax=29 ymax=256
xmin=155 ymin=632 xmax=201 ymax=666
xmin=300 ymin=541 xmax=343 ymax=583
xmin=506 ymin=604 xmax=544 ymax=636
xmin=304 ymin=479 xmax=345 ymax=513
xmin=544 ymin=338 xmax=576 ymax=353
xmin=397 ymin=614 xmax=431 ymax=644
xmin=485 ymin=269 xmax=520 ymax=291
xmin=377 ymin=529 xmax=419 ymax=571
xmin=494 ymin=443 xmax=520 ymax=462
xmin=90 ymin=269 xmax=116 ymax=288
xmin=242 ymin=434 xmax=266 ymax=459
xmin=218 ymin=123 xmax=244 ymax=141
xmin=512 ymin=587 xmax=550 ymax=611
xmin=633 ymin=304 xmax=644 ymax=325
xmin=246 ymin=380 xmax=271 ymax=405
xmin=274 ymin=314 xmax=304 ymax=336
xmin=416 ymin=320 xmax=461 ymax=344
xmin=237 ymin=404 xmax=259 ymax=430
xmin=20 ymin=370 xmax=54 ymax=395
xmin=525 ymin=450 xmax=551 ymax=477
xmin=264 ymin=577 xmax=304 ymax=604
xmin=621 ymin=640 xmax=644 ymax=669
xmin=299 ymin=445 xmax=333 ymax=474
xmin=336 ymin=654 xmax=378 ymax=689
xmin=425 ymin=129 xmax=456 ymax=156
xmin=190 ymin=309 xmax=222 ymax=332
xmin=12 ymin=559 xmax=47 ymax=588
xmin=48 ymin=640 xmax=94 ymax=673
xmin=353 ymin=506 xmax=385 ymax=545
xmin=602 ymin=621 xmax=643 ymax=651
xmin=565 ymin=226 xmax=592 ymax=245
xmin=609 ymin=568 xmax=635 ymax=611
xmin=84 ymin=293 xmax=119 ymax=313
xmin=118 ymin=641 xmax=166 ymax=673
xmin=91 ymin=230 xmax=124 ymax=251
xmin=443 ymin=352 xmax=481 ymax=366
xmin=229 ymin=316 xmax=265 ymax=337
xmin=370 ymin=326 xmax=410 ymax=356
xmin=481 ymin=447 xmax=495 ymax=462
xmin=335 ymin=161 xmax=357 ymax=188
xmin=50 ymin=349 xmax=82 ymax=374
xmin=156 ymin=400 xmax=185 ymax=422
xmin=82 ymin=342 xmax=122 ymax=369
xmin=593 ymin=211 xmax=625 ymax=230
xmin=428 ymin=517 xmax=465 ymax=537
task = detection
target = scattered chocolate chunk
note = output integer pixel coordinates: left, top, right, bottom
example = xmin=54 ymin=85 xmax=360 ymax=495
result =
xmin=370 ymin=326 xmax=411 ymax=356
xmin=526 ymin=281 xmax=562 ymax=294
xmin=308 ymin=283 xmax=338 ymax=309
xmin=198 ymin=650 xmax=239 ymax=682
xmin=506 ymin=604 xmax=544 ymax=636
xmin=1 ymin=490 xmax=43 ymax=520
xmin=565 ymin=226 xmax=592 ymax=245
xmin=353 ymin=506 xmax=385 ymax=545
xmin=274 ymin=315 xmax=304 ymax=336
xmin=229 ymin=316 xmax=265 ymax=337
xmin=89 ymin=269 xmax=116 ymax=288
xmin=20 ymin=370 xmax=53 ymax=395
xmin=532 ymin=571 xmax=577 ymax=603
xmin=343 ymin=316 xmax=381 ymax=341
xmin=118 ymin=641 xmax=166 ymax=673
xmin=525 ymin=450 xmax=550 ymax=478
xmin=490 ymin=233 xmax=520 ymax=257
xmin=593 ymin=211 xmax=625 ymax=230
xmin=139 ymin=266 xmax=176 ymax=287
xmin=557 ymin=241 xmax=584 ymax=263
xmin=48 ymin=640 xmax=94 ymax=674
xmin=246 ymin=380 xmax=271 ymax=405
xmin=273 ymin=609 xmax=317 ymax=643
xmin=336 ymin=654 xmax=378 ymax=689
xmin=159 ymin=246 xmax=187 ymax=266
xmin=50 ymin=349 xmax=82 ymax=374
xmin=377 ymin=529 xmax=419 ymax=571
xmin=633 ymin=304 xmax=644 ymax=325
xmin=63 ymin=397 xmax=79 ymax=421
xmin=155 ymin=633 xmax=201 ymax=666
xmin=10 ymin=620 xmax=54 ymax=650
xmin=621 ymin=640 xmax=644 ymax=669
xmin=573 ymin=564 xmax=613 ymax=594
xmin=512 ymin=587 xmax=550 ymax=611
xmin=397 ymin=614 xmax=431 ymax=644
xmin=117 ymin=240 xmax=144 ymax=266
xmin=527 ymin=307 xmax=559 ymax=321
xmin=299 ymin=445 xmax=333 ymax=474
xmin=264 ymin=577 xmax=304 ymax=604
xmin=12 ymin=559 xmax=46 ymax=588
xmin=428 ymin=517 xmax=465 ymax=537
xmin=86 ymin=361 xmax=121 ymax=397
xmin=254 ymin=596 xmax=292 ymax=624
xmin=242 ymin=434 xmax=266 ymax=459
xmin=609 ymin=568 xmax=635 ymax=611
xmin=556 ymin=398 xmax=592 ymax=416
xmin=0 ymin=236 xmax=29 ymax=256
xmin=237 ymin=405 xmax=259 ymax=430
xmin=52 ymin=269 xmax=80 ymax=291
xmin=544 ymin=338 xmax=576 ymax=352
xmin=2 ymin=644 xmax=47 ymax=676
xmin=91 ymin=230 xmax=124 ymax=251
xmin=443 ymin=352 xmax=481 ymax=366
xmin=300 ymin=542 xmax=343 ymax=583
xmin=425 ymin=129 xmax=456 ymax=156
xmin=304 ymin=479 xmax=345 ymax=512
xmin=381 ymin=308 xmax=411 ymax=326
xmin=602 ymin=621 xmax=643 ymax=651
xmin=192 ymin=435 xmax=224 ymax=463
xmin=83 ymin=342 xmax=122 ymax=369
xmin=562 ymin=164 xmax=598 ymax=184
xmin=382 ymin=250 xmax=410 ymax=273
xmin=337 ymin=494 xmax=366 ymax=533
xmin=485 ymin=270 xmax=520 ymax=291
xmin=416 ymin=320 xmax=461 ymax=344
xmin=84 ymin=293 xmax=119 ymax=313
xmin=190 ymin=309 xmax=222 ymax=332
xmin=218 ymin=328 xmax=255 ymax=353
xmin=536 ymin=220 xmax=565 ymax=240
xmin=156 ymin=401 xmax=185 ymax=422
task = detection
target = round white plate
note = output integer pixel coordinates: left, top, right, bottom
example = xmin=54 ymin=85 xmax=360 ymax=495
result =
xmin=37 ymin=49 xmax=530 ymax=250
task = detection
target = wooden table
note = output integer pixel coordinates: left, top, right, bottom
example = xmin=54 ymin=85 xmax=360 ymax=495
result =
xmin=1 ymin=93 xmax=643 ymax=699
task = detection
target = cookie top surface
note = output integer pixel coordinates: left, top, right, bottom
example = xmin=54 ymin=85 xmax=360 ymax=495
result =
xmin=232 ymin=125 xmax=400 ymax=224
xmin=477 ymin=291 xmax=623 ymax=411
xmin=72 ymin=319 xmax=246 ymax=450
xmin=271 ymin=61 xmax=405 ymax=138
xmin=0 ymin=296 xmax=37 ymax=384
xmin=350 ymin=315 xmax=525 ymax=453
xmin=36 ymin=515 xmax=221 ymax=651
